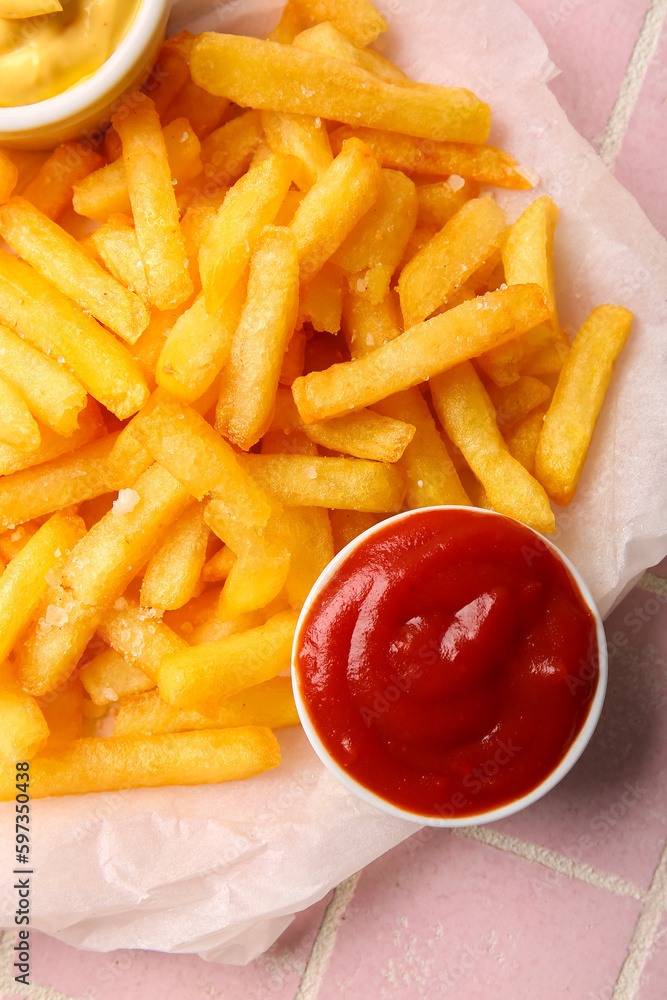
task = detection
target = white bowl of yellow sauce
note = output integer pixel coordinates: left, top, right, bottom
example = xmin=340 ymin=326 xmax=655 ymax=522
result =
xmin=0 ymin=0 xmax=170 ymax=148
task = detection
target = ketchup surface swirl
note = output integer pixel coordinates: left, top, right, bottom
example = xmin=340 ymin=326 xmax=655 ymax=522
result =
xmin=295 ymin=508 xmax=599 ymax=818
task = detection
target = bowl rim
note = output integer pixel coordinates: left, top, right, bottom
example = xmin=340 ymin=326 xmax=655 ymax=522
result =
xmin=0 ymin=0 xmax=169 ymax=130
xmin=291 ymin=504 xmax=608 ymax=828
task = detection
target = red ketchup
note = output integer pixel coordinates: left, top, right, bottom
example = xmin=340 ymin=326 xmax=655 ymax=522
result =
xmin=295 ymin=508 xmax=599 ymax=819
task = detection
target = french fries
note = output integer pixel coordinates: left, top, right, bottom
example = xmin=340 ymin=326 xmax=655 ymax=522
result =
xmin=140 ymin=501 xmax=210 ymax=610
xmin=0 ymin=374 xmax=40 ymax=451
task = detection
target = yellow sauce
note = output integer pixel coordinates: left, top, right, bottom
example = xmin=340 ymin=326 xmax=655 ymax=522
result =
xmin=0 ymin=0 xmax=141 ymax=107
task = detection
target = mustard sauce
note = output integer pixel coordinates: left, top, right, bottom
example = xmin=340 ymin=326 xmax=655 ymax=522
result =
xmin=0 ymin=0 xmax=141 ymax=107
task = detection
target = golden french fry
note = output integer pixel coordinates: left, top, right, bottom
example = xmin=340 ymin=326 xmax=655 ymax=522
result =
xmin=37 ymin=674 xmax=84 ymax=748
xmin=159 ymin=610 xmax=298 ymax=715
xmin=114 ymin=677 xmax=299 ymax=738
xmin=114 ymin=99 xmax=193 ymax=310
xmin=398 ymin=197 xmax=507 ymax=327
xmin=267 ymin=0 xmax=305 ymax=42
xmin=74 ymin=119 xmax=202 ymax=222
xmin=290 ymin=0 xmax=388 ymax=46
xmin=242 ymin=453 xmax=406 ymax=512
xmin=0 ymin=512 xmax=85 ymax=663
xmin=163 ymin=81 xmax=232 ymax=138
xmin=190 ymin=34 xmax=490 ymax=143
xmin=156 ymin=280 xmax=246 ymax=403
xmin=292 ymin=21 xmax=407 ymax=85
xmin=534 ymin=305 xmax=632 ymax=505
xmin=0 ymin=435 xmax=119 ymax=530
xmin=272 ymin=386 xmax=415 ymax=462
xmin=140 ymin=501 xmax=210 ymax=610
xmin=17 ymin=595 xmax=103 ymax=697
xmin=0 ymin=669 xmax=49 ymax=761
xmin=91 ymin=214 xmax=150 ymax=303
xmin=293 ymin=284 xmax=551 ymax=423
xmin=200 ymin=109 xmax=264 ymax=189
xmin=199 ymin=152 xmax=294 ymax=315
xmin=504 ymin=405 xmax=547 ymax=474
xmin=0 ymin=374 xmax=40 ymax=451
xmin=416 ymin=177 xmax=481 ymax=229
xmin=0 ymin=397 xmax=103 ymax=478
xmin=216 ymin=226 xmax=300 ymax=450
xmin=298 ymin=261 xmax=343 ymax=334
xmin=485 ymin=375 xmax=551 ymax=432
xmin=144 ymin=31 xmax=193 ymax=116
xmin=213 ymin=520 xmax=291 ymax=620
xmin=0 ymin=249 xmax=149 ymax=419
xmin=202 ymin=544 xmax=236 ymax=583
xmin=431 ymin=361 xmax=555 ymax=533
xmin=23 ymin=142 xmax=105 ymax=220
xmin=0 ymin=150 xmax=18 ymax=203
xmin=329 ymin=509 xmax=380 ymax=553
xmin=261 ymin=110 xmax=333 ymax=191
xmin=80 ymin=647 xmax=155 ymax=706
xmin=282 ymin=506 xmax=333 ymax=609
xmin=330 ymin=127 xmax=531 ymax=189
xmin=98 ymin=598 xmax=188 ymax=681
xmin=333 ymin=168 xmax=417 ymax=306
xmin=290 ymin=138 xmax=382 ymax=283
xmin=0 ymin=522 xmax=38 ymax=561
xmin=373 ymin=388 xmax=471 ymax=507
xmin=0 ymin=728 xmax=280 ymax=800
xmin=0 ymin=198 xmax=150 ymax=344
xmin=0 ymin=323 xmax=87 ymax=436
xmin=503 ymin=196 xmax=559 ymax=329
xmin=341 ymin=286 xmax=402 ymax=358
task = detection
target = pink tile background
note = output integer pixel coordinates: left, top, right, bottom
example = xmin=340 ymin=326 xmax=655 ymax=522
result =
xmin=2 ymin=1 xmax=666 ymax=998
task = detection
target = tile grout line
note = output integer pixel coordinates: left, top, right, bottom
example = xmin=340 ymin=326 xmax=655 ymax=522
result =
xmin=452 ymin=827 xmax=646 ymax=901
xmin=0 ymin=929 xmax=78 ymax=1000
xmin=637 ymin=572 xmax=667 ymax=599
xmin=292 ymin=872 xmax=362 ymax=1000
xmin=598 ymin=0 xmax=667 ymax=168
xmin=611 ymin=836 xmax=667 ymax=1000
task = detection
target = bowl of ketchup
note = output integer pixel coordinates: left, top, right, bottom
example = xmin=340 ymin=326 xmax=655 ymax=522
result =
xmin=292 ymin=506 xmax=607 ymax=827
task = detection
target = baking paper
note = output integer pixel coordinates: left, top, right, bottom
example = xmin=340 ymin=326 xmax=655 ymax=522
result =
xmin=1 ymin=0 xmax=666 ymax=964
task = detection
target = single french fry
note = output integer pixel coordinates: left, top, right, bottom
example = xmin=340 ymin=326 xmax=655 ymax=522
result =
xmin=329 ymin=509 xmax=380 ymax=553
xmin=398 ymin=197 xmax=507 ymax=327
xmin=298 ymin=261 xmax=343 ymax=334
xmin=242 ymin=453 xmax=405 ymax=512
xmin=143 ymin=31 xmax=193 ymax=117
xmin=373 ymin=388 xmax=471 ymax=507
xmin=17 ymin=593 xmax=103 ymax=697
xmin=0 ymin=198 xmax=150 ymax=344
xmin=140 ymin=501 xmax=210 ymax=610
xmin=114 ymin=677 xmax=299 ymax=737
xmin=485 ymin=375 xmax=551 ymax=433
xmin=282 ymin=506 xmax=334 ymax=609
xmin=163 ymin=81 xmax=232 ymax=138
xmin=330 ymin=127 xmax=531 ymax=189
xmin=202 ymin=545 xmax=236 ymax=583
xmin=292 ymin=21 xmax=407 ymax=85
xmin=0 ymin=250 xmax=149 ymax=419
xmin=156 ymin=279 xmax=246 ymax=403
xmin=126 ymin=308 xmax=180 ymax=390
xmin=0 ymin=728 xmax=280 ymax=800
xmin=73 ymin=118 xmax=202 ymax=222
xmin=91 ymin=214 xmax=150 ymax=304
xmin=416 ymin=177 xmax=481 ymax=229
xmin=0 ymin=324 xmax=87 ymax=436
xmin=267 ymin=0 xmax=305 ymax=42
xmin=37 ymin=674 xmax=84 ymax=748
xmin=0 ymin=374 xmax=40 ymax=451
xmin=290 ymin=0 xmax=388 ymax=46
xmin=261 ymin=110 xmax=333 ymax=191
xmin=290 ymin=138 xmax=382 ymax=283
xmin=98 ymin=598 xmax=188 ymax=682
xmin=0 ymin=397 xmax=104 ymax=478
xmin=293 ymin=284 xmax=551 ymax=423
xmin=0 ymin=522 xmax=38 ymax=562
xmin=23 ymin=142 xmax=105 ymax=220
xmin=0 ymin=512 xmax=85 ymax=663
xmin=200 ymin=110 xmax=264 ymax=189
xmin=191 ymin=34 xmax=490 ymax=143
xmin=431 ymin=361 xmax=555 ymax=533
xmin=199 ymin=152 xmax=294 ymax=315
xmin=503 ymin=196 xmax=560 ymax=330
xmin=0 ymin=435 xmax=120 ymax=531
xmin=114 ymin=99 xmax=193 ymax=310
xmin=0 ymin=150 xmax=18 ymax=203
xmin=80 ymin=647 xmax=155 ymax=706
xmin=0 ymin=669 xmax=49 ymax=761
xmin=212 ymin=518 xmax=291 ymax=620
xmin=341 ymin=286 xmax=402 ymax=358
xmin=504 ymin=405 xmax=547 ymax=474
xmin=159 ymin=610 xmax=298 ymax=715
xmin=534 ymin=305 xmax=633 ymax=505
xmin=216 ymin=226 xmax=300 ymax=450
xmin=271 ymin=386 xmax=415 ymax=462
xmin=333 ymin=168 xmax=417 ymax=306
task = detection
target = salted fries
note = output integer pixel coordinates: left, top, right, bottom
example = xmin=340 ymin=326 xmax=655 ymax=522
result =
xmin=0 ymin=0 xmax=632 ymax=800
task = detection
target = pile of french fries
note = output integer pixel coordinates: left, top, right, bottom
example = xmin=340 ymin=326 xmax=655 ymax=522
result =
xmin=0 ymin=0 xmax=632 ymax=800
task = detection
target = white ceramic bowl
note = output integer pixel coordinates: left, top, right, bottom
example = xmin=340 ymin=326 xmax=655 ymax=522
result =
xmin=0 ymin=0 xmax=171 ymax=149
xmin=292 ymin=506 xmax=608 ymax=828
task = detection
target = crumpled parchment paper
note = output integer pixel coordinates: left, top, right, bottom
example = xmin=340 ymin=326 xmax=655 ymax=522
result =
xmin=1 ymin=0 xmax=666 ymax=965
